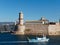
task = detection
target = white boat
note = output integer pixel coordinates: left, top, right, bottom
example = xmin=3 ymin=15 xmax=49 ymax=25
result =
xmin=36 ymin=36 xmax=49 ymax=42
xmin=28 ymin=34 xmax=49 ymax=42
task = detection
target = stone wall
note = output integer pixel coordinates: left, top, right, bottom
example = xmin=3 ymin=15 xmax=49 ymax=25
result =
xmin=48 ymin=23 xmax=60 ymax=35
xmin=25 ymin=23 xmax=48 ymax=35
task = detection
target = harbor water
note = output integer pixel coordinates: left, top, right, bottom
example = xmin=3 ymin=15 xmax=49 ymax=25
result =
xmin=0 ymin=33 xmax=60 ymax=45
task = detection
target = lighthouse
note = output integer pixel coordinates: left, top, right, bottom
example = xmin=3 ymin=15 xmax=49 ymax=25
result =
xmin=15 ymin=11 xmax=25 ymax=35
xmin=19 ymin=11 xmax=24 ymax=25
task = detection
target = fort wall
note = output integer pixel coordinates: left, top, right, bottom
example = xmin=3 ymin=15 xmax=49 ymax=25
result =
xmin=48 ymin=23 xmax=60 ymax=35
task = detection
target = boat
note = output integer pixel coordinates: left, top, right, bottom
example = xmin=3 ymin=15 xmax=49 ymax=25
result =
xmin=36 ymin=36 xmax=49 ymax=42
xmin=27 ymin=34 xmax=49 ymax=42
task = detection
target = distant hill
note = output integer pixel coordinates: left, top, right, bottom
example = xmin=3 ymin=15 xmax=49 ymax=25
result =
xmin=0 ymin=22 xmax=15 ymax=25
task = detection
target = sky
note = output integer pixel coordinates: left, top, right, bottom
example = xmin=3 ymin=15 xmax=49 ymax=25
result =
xmin=0 ymin=0 xmax=60 ymax=22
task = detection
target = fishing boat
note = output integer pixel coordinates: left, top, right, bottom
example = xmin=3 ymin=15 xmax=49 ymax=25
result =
xmin=28 ymin=34 xmax=49 ymax=42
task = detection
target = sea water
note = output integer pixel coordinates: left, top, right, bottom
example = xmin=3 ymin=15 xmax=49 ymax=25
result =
xmin=0 ymin=33 xmax=60 ymax=45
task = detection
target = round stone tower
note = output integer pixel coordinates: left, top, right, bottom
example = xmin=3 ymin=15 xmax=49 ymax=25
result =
xmin=19 ymin=11 xmax=24 ymax=25
xmin=15 ymin=11 xmax=25 ymax=35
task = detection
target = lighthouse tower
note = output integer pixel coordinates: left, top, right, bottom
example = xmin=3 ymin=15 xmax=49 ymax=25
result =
xmin=15 ymin=11 xmax=25 ymax=35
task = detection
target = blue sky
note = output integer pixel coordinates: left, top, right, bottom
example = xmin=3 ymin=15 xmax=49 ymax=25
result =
xmin=0 ymin=0 xmax=60 ymax=22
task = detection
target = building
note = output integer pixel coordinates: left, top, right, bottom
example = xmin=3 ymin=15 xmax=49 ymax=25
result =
xmin=25 ymin=17 xmax=49 ymax=35
xmin=15 ymin=11 xmax=25 ymax=35
xmin=48 ymin=22 xmax=60 ymax=35
xmin=0 ymin=11 xmax=60 ymax=35
xmin=24 ymin=13 xmax=60 ymax=35
xmin=0 ymin=22 xmax=15 ymax=32
xmin=25 ymin=17 xmax=60 ymax=35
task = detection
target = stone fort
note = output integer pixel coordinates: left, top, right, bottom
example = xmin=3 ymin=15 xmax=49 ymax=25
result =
xmin=0 ymin=11 xmax=60 ymax=35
